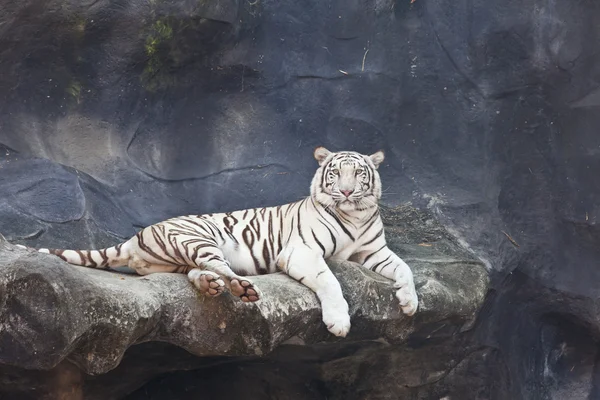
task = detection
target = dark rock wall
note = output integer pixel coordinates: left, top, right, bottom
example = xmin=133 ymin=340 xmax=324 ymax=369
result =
xmin=1 ymin=0 xmax=599 ymax=398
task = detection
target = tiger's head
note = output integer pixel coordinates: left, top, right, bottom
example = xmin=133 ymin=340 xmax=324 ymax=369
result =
xmin=310 ymin=147 xmax=385 ymax=212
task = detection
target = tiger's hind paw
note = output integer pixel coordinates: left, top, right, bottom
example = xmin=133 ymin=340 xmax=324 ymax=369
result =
xmin=230 ymin=277 xmax=261 ymax=302
xmin=188 ymin=269 xmax=225 ymax=297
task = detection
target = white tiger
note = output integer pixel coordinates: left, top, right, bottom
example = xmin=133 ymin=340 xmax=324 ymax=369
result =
xmin=16 ymin=147 xmax=418 ymax=337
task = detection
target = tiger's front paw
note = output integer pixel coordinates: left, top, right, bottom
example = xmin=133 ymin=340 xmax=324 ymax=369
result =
xmin=394 ymin=281 xmax=418 ymax=316
xmin=322 ymin=301 xmax=351 ymax=337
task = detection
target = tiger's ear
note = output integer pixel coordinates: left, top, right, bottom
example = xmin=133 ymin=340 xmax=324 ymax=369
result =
xmin=314 ymin=147 xmax=332 ymax=166
xmin=369 ymin=150 xmax=385 ymax=169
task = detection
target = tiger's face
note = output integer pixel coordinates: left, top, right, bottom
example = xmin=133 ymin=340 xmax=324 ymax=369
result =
xmin=310 ymin=147 xmax=385 ymax=212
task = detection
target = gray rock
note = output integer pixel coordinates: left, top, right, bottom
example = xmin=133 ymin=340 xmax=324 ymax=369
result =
xmin=121 ymin=338 xmax=510 ymax=400
xmin=0 ymin=0 xmax=599 ymax=395
xmin=0 ymin=206 xmax=488 ymax=399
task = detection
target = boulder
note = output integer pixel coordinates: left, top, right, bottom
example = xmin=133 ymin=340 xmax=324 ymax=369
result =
xmin=0 ymin=205 xmax=489 ymax=399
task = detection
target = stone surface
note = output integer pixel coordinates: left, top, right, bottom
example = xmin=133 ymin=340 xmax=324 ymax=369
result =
xmin=121 ymin=338 xmax=510 ymax=400
xmin=2 ymin=0 xmax=600 ymax=397
xmin=0 ymin=205 xmax=488 ymax=398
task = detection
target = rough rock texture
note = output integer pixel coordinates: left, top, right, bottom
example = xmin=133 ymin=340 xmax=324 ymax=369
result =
xmin=1 ymin=0 xmax=600 ymax=398
xmin=0 ymin=206 xmax=488 ymax=399
xmin=121 ymin=337 xmax=511 ymax=400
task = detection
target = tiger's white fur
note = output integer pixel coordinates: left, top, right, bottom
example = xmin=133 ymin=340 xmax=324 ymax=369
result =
xmin=16 ymin=147 xmax=418 ymax=337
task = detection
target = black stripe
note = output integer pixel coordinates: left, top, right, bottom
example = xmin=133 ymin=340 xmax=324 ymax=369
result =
xmin=359 ymin=211 xmax=380 ymax=237
xmin=267 ymin=210 xmax=275 ymax=268
xmin=99 ymin=249 xmax=109 ymax=267
xmin=191 ymin=242 xmax=218 ymax=263
xmin=206 ymin=255 xmax=223 ymax=263
xmin=375 ymin=260 xmax=393 ymax=273
xmin=196 ymin=222 xmax=215 ymax=236
xmin=150 ymin=227 xmax=180 ymax=263
xmin=180 ymin=239 xmax=207 ymax=260
xmin=286 ymin=216 xmax=295 ymax=244
xmin=363 ymin=244 xmax=387 ymax=264
xmin=223 ymin=226 xmax=239 ymax=244
xmin=367 ymin=162 xmax=373 ymax=191
xmin=75 ymin=250 xmax=86 ymax=265
xmin=194 ymin=217 xmax=219 ymax=237
xmin=248 ymin=212 xmax=261 ymax=239
xmin=150 ymin=226 xmax=168 ymax=252
xmin=324 ymin=207 xmax=355 ymax=241
xmin=320 ymin=163 xmax=327 ymax=189
xmin=311 ymin=197 xmax=339 ymax=233
xmin=195 ymin=252 xmax=212 ymax=260
xmin=261 ymin=240 xmax=270 ymax=273
xmin=179 ymin=238 xmax=201 ymax=255
xmin=370 ymin=254 xmax=392 ymax=271
xmin=284 ymin=202 xmax=295 ymax=218
xmin=337 ymin=209 xmax=352 ymax=223
xmin=297 ymin=200 xmax=307 ymax=245
xmin=336 ymin=209 xmax=358 ymax=230
xmin=362 ymin=228 xmax=383 ymax=247
xmin=137 ymin=231 xmax=177 ymax=265
xmin=87 ymin=251 xmax=97 ymax=268
xmin=223 ymin=215 xmax=235 ymax=232
xmin=311 ymin=229 xmax=326 ymax=256
xmin=285 ymin=248 xmax=295 ymax=273
xmin=53 ymin=250 xmax=68 ymax=262
xmin=317 ymin=219 xmax=337 ymax=255
xmin=167 ymin=234 xmax=186 ymax=262
xmin=362 ymin=209 xmax=380 ymax=227
xmin=168 ymin=221 xmax=198 ymax=233
xmin=242 ymin=226 xmax=261 ymax=273
xmin=277 ymin=213 xmax=283 ymax=256
xmin=207 ymin=221 xmax=226 ymax=242
xmin=223 ymin=217 xmax=231 ymax=230
xmin=183 ymin=218 xmax=212 ymax=234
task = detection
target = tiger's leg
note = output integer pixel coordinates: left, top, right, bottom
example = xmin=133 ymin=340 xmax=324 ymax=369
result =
xmin=355 ymin=246 xmax=418 ymax=316
xmin=194 ymin=250 xmax=261 ymax=302
xmin=127 ymin=253 xmax=226 ymax=297
xmin=277 ymin=245 xmax=351 ymax=337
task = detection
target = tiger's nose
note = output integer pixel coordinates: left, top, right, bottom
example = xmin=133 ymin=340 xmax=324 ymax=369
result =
xmin=341 ymin=190 xmax=354 ymax=198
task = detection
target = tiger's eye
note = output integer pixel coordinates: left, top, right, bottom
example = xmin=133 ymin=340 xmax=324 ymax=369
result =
xmin=331 ymin=169 xmax=340 ymax=175
xmin=355 ymin=169 xmax=364 ymax=175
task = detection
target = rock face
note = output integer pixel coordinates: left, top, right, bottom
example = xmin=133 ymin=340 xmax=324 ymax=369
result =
xmin=2 ymin=0 xmax=600 ymax=398
xmin=0 ymin=206 xmax=488 ymax=399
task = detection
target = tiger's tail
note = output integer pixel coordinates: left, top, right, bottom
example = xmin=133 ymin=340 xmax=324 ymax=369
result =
xmin=15 ymin=241 xmax=132 ymax=269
